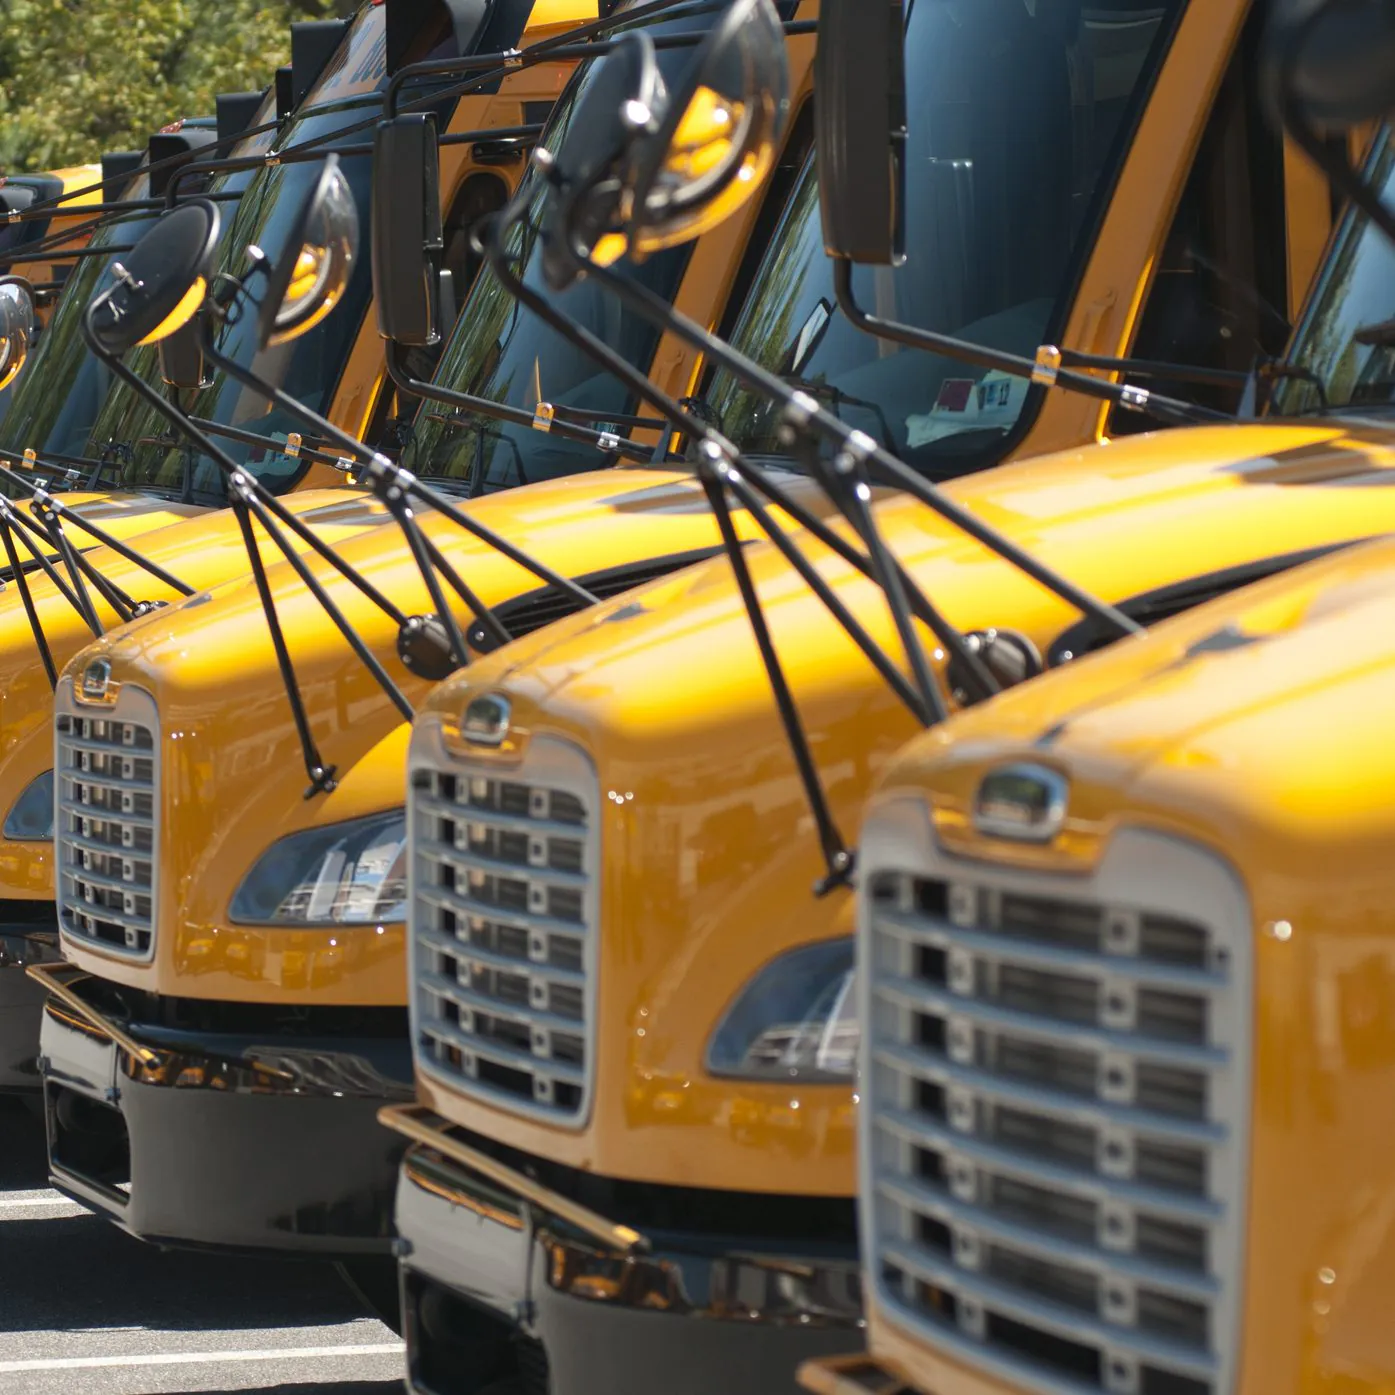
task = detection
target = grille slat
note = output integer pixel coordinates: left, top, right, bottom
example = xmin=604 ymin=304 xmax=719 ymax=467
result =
xmin=868 ymin=858 xmax=1246 ymax=1395
xmin=411 ymin=737 xmax=596 ymax=1125
xmin=55 ymin=688 xmax=160 ymax=962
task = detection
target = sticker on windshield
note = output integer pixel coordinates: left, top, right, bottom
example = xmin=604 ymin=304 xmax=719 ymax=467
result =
xmin=907 ymin=371 xmax=1028 ymax=449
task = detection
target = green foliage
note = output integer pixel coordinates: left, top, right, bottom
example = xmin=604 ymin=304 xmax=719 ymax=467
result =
xmin=0 ymin=0 xmax=342 ymax=173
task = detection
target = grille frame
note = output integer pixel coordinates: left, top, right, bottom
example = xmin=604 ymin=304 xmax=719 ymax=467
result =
xmin=858 ymin=795 xmax=1252 ymax=1395
xmin=54 ymin=679 xmax=161 ymax=964
xmin=408 ymin=713 xmax=600 ymax=1130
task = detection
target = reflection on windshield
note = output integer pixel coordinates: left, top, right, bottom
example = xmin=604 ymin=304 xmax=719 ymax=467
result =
xmin=1274 ymin=134 xmax=1395 ymax=416
xmin=399 ymin=13 xmax=714 ymax=493
xmin=0 ymin=182 xmax=161 ymax=474
xmin=83 ymin=99 xmax=378 ymax=504
xmin=707 ymin=0 xmax=1184 ymax=474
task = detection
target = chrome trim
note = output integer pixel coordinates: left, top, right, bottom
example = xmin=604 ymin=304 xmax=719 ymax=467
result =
xmin=54 ymin=678 xmax=160 ymax=963
xmin=972 ymin=761 xmax=1068 ymax=843
xmin=407 ymin=714 xmax=599 ymax=1127
xmin=858 ymin=798 xmax=1251 ymax=1395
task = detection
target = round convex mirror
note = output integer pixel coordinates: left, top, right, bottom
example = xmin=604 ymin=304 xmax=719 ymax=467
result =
xmin=258 ymin=155 xmax=359 ymax=349
xmin=0 ymin=278 xmax=36 ymax=391
xmin=85 ymin=200 xmax=221 ymax=354
xmin=540 ymin=29 xmax=667 ymax=289
xmin=1263 ymin=0 xmax=1395 ymax=132
xmin=627 ymin=0 xmax=788 ymax=256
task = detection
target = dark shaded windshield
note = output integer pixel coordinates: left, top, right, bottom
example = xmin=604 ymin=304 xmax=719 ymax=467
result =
xmin=0 ymin=177 xmax=163 ymax=467
xmin=398 ymin=14 xmax=716 ymax=493
xmin=1271 ymin=132 xmax=1395 ymax=416
xmin=84 ymin=98 xmax=377 ymax=504
xmin=706 ymin=0 xmax=1185 ymax=475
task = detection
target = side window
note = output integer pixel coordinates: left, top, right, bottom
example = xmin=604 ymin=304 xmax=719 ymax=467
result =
xmin=1110 ymin=10 xmax=1290 ymax=432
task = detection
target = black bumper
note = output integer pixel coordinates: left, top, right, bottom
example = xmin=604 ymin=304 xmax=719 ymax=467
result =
xmin=0 ymin=906 xmax=62 ymax=1092
xmin=37 ymin=984 xmax=413 ymax=1256
xmin=396 ymin=1139 xmax=865 ymax=1395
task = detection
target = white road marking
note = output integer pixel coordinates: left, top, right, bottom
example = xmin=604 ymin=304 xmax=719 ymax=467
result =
xmin=0 ymin=1343 xmax=405 ymax=1374
xmin=0 ymin=1195 xmax=87 ymax=1209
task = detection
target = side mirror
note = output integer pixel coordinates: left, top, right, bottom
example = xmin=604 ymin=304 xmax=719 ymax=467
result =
xmin=0 ymin=278 xmax=36 ymax=391
xmin=257 ymin=154 xmax=359 ymax=349
xmin=1262 ymin=0 xmax=1395 ymax=133
xmin=540 ymin=0 xmax=789 ymax=290
xmin=371 ymin=114 xmax=444 ymax=347
xmin=815 ymin=0 xmax=906 ymax=265
xmin=85 ymin=200 xmax=220 ymax=355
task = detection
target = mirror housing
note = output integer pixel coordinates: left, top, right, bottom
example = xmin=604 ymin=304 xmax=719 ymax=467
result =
xmin=216 ymin=90 xmax=268 ymax=145
xmin=159 ymin=312 xmax=211 ymax=391
xmin=0 ymin=279 xmax=36 ymax=392
xmin=257 ymin=155 xmax=359 ymax=349
xmin=289 ymin=19 xmax=353 ymax=108
xmin=815 ymin=0 xmax=906 ymax=264
xmin=1262 ymin=0 xmax=1395 ymax=132
xmin=372 ymin=114 xmax=444 ymax=347
xmin=86 ymin=200 xmax=220 ymax=355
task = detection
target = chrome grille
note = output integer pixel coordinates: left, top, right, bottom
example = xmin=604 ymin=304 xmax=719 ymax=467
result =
xmin=861 ymin=812 xmax=1250 ymax=1395
xmin=409 ymin=726 xmax=597 ymax=1126
xmin=54 ymin=682 xmax=159 ymax=962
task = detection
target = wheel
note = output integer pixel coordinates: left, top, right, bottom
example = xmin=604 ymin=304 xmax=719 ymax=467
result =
xmin=336 ymin=1257 xmax=404 ymax=1335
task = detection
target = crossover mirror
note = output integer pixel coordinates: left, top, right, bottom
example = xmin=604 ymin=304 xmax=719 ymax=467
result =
xmin=85 ymin=199 xmax=220 ymax=354
xmin=258 ymin=154 xmax=359 ymax=349
xmin=0 ymin=277 xmax=35 ymax=391
xmin=816 ymin=0 xmax=906 ymax=265
xmin=541 ymin=0 xmax=789 ymax=289
xmin=1262 ymin=0 xmax=1395 ymax=132
xmin=372 ymin=114 xmax=444 ymax=347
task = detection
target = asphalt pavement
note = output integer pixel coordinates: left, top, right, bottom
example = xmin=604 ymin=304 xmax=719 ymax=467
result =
xmin=0 ymin=1097 xmax=405 ymax=1394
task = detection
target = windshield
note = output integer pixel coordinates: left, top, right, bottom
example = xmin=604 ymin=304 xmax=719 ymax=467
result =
xmin=398 ymin=15 xmax=713 ymax=492
xmin=706 ymin=0 xmax=1185 ymax=475
xmin=1271 ymin=132 xmax=1395 ymax=416
xmin=85 ymin=98 xmax=377 ymax=504
xmin=0 ymin=177 xmax=162 ymax=470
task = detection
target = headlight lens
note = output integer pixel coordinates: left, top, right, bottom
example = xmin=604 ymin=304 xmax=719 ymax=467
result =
xmin=229 ymin=809 xmax=406 ymax=926
xmin=705 ymin=938 xmax=858 ymax=1083
xmin=3 ymin=770 xmax=54 ymax=841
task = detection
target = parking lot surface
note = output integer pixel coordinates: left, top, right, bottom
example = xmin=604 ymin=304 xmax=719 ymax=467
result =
xmin=0 ymin=1099 xmax=405 ymax=1394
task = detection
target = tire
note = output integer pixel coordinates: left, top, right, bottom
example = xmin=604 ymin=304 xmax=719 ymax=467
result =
xmin=336 ymin=1257 xmax=405 ymax=1336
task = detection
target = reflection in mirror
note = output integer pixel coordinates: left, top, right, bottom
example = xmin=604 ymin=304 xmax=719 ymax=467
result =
xmin=0 ymin=279 xmax=36 ymax=392
xmin=257 ymin=155 xmax=359 ymax=349
xmin=85 ymin=200 xmax=221 ymax=355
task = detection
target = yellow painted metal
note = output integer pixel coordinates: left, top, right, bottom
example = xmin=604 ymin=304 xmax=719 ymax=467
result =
xmin=852 ymin=531 xmax=1395 ymax=1395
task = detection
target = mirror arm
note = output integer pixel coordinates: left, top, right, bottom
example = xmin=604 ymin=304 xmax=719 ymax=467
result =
xmin=584 ymin=252 xmax=1144 ymax=641
xmin=0 ymin=510 xmax=57 ymax=690
xmin=14 ymin=115 xmax=284 ymax=224
xmin=694 ymin=452 xmax=855 ymax=898
xmin=0 ymin=495 xmax=94 ymax=629
xmin=384 ymin=341 xmax=650 ymax=463
xmin=0 ymin=461 xmax=196 ymax=597
xmin=29 ymin=499 xmax=139 ymax=625
xmin=829 ymin=259 xmax=1228 ymax=430
xmin=225 ymin=488 xmax=340 ymax=798
xmin=230 ymin=475 xmax=416 ymax=726
xmin=1056 ymin=349 xmax=1252 ymax=390
xmin=707 ymin=448 xmax=937 ymax=723
xmin=188 ymin=415 xmax=354 ymax=472
xmin=0 ymin=243 xmax=136 ymax=267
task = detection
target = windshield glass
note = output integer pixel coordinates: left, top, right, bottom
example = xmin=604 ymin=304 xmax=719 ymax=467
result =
xmin=1271 ymin=132 xmax=1395 ymax=415
xmin=85 ymin=97 xmax=377 ymax=503
xmin=706 ymin=0 xmax=1185 ymax=474
xmin=0 ymin=177 xmax=162 ymax=470
xmin=398 ymin=14 xmax=713 ymax=492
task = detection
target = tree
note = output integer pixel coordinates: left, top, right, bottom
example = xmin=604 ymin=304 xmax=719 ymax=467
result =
xmin=0 ymin=0 xmax=342 ymax=173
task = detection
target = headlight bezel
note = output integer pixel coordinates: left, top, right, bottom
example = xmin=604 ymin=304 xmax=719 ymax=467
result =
xmin=3 ymin=769 xmax=54 ymax=842
xmin=704 ymin=937 xmax=859 ymax=1085
xmin=228 ymin=807 xmax=407 ymax=928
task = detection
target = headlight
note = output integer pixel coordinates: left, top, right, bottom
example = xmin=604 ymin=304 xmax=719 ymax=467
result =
xmin=3 ymin=770 xmax=54 ymax=841
xmin=705 ymin=938 xmax=858 ymax=1083
xmin=229 ymin=809 xmax=406 ymax=926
